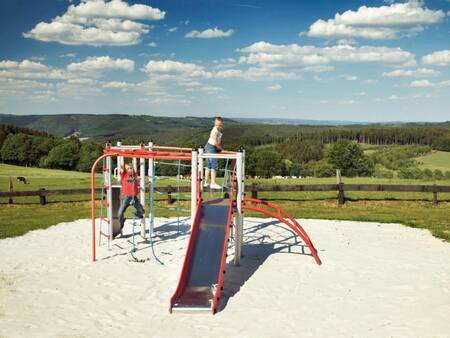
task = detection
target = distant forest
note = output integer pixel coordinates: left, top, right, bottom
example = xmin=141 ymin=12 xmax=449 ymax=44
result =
xmin=1 ymin=114 xmax=450 ymax=180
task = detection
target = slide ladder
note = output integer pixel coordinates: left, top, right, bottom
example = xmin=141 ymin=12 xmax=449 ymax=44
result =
xmin=243 ymin=197 xmax=322 ymax=266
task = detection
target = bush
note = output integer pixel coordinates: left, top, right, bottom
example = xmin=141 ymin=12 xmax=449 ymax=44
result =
xmin=246 ymin=149 xmax=284 ymax=178
xmin=445 ymin=171 xmax=450 ymax=180
xmin=433 ymin=169 xmax=444 ymax=180
xmin=373 ymin=164 xmax=394 ymax=179
xmin=307 ymin=160 xmax=335 ymax=178
xmin=76 ymin=142 xmax=103 ymax=172
xmin=398 ymin=166 xmax=423 ymax=179
xmin=422 ymin=168 xmax=433 ymax=180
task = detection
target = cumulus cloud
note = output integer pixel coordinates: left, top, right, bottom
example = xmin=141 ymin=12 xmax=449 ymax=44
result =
xmin=306 ymin=1 xmax=445 ymax=40
xmin=410 ymin=79 xmax=434 ymax=87
xmin=67 ymin=56 xmax=134 ymax=72
xmin=185 ymin=27 xmax=234 ymax=39
xmin=266 ymin=84 xmax=282 ymax=91
xmin=216 ymin=41 xmax=416 ymax=81
xmin=23 ymin=0 xmax=165 ymax=46
xmin=382 ymin=68 xmax=440 ymax=77
xmin=142 ymin=60 xmax=212 ymax=79
xmin=0 ymin=59 xmax=72 ymax=80
xmin=422 ymin=50 xmax=450 ymax=66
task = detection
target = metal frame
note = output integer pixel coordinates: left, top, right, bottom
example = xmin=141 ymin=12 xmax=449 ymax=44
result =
xmin=91 ymin=143 xmax=242 ymax=263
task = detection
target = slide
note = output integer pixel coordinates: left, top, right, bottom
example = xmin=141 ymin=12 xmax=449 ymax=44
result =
xmin=169 ymin=198 xmax=234 ymax=314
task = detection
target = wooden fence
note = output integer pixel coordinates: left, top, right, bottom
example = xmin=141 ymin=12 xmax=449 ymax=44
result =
xmin=1 ymin=183 xmax=450 ymax=205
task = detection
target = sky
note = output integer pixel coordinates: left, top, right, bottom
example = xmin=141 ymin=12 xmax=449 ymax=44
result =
xmin=0 ymin=0 xmax=450 ymax=122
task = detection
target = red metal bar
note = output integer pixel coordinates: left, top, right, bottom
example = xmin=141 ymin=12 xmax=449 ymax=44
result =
xmin=243 ymin=198 xmax=321 ymax=266
xmin=211 ymin=159 xmax=236 ymax=313
xmin=91 ymin=153 xmax=110 ymax=262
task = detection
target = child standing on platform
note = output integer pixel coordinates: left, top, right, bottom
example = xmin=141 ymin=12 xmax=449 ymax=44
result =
xmin=204 ymin=116 xmax=224 ymax=190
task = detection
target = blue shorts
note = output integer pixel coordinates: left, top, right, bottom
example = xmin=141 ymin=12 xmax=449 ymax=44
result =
xmin=204 ymin=143 xmax=218 ymax=171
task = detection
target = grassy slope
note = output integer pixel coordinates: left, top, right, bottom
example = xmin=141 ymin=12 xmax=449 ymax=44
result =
xmin=415 ymin=151 xmax=450 ymax=172
xmin=1 ymin=164 xmax=450 ymax=241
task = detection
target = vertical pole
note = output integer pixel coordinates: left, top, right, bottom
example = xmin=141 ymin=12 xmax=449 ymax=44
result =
xmin=198 ymin=147 xmax=204 ymax=191
xmin=234 ymin=151 xmax=243 ymax=265
xmin=191 ymin=150 xmax=198 ymax=225
xmin=140 ymin=151 xmax=146 ymax=238
xmin=148 ymin=141 xmax=154 ymax=235
xmin=117 ymin=141 xmax=123 ymax=184
xmin=8 ymin=177 xmax=13 ymax=204
xmin=433 ymin=184 xmax=438 ymax=205
xmin=106 ymin=156 xmax=113 ymax=249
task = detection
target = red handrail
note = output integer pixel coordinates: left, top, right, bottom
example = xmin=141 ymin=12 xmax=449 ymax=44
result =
xmin=211 ymin=159 xmax=236 ymax=313
xmin=243 ymin=197 xmax=321 ymax=266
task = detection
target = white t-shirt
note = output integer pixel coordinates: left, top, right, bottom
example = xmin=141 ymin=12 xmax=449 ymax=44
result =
xmin=207 ymin=126 xmax=222 ymax=146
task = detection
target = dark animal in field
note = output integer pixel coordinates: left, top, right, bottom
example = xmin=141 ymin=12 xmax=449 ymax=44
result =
xmin=16 ymin=176 xmax=28 ymax=184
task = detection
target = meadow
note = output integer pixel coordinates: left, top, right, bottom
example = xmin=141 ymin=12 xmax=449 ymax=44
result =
xmin=0 ymin=163 xmax=449 ymax=241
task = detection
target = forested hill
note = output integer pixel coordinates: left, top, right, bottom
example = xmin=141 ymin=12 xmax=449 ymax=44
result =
xmin=0 ymin=114 xmax=449 ymax=150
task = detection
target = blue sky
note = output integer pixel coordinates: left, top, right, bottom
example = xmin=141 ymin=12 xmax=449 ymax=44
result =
xmin=0 ymin=0 xmax=449 ymax=122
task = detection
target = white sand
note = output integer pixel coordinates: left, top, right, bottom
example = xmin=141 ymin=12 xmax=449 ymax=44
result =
xmin=1 ymin=217 xmax=450 ymax=338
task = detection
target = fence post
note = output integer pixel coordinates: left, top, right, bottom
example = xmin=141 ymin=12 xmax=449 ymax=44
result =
xmin=336 ymin=169 xmax=342 ymax=184
xmin=8 ymin=177 xmax=13 ymax=204
xmin=433 ymin=184 xmax=438 ymax=205
xmin=39 ymin=188 xmax=47 ymax=205
xmin=338 ymin=183 xmax=345 ymax=205
xmin=251 ymin=183 xmax=258 ymax=199
xmin=167 ymin=185 xmax=174 ymax=205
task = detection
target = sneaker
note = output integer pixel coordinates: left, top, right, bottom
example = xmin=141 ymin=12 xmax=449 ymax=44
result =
xmin=210 ymin=183 xmax=222 ymax=190
xmin=203 ymin=182 xmax=209 ymax=188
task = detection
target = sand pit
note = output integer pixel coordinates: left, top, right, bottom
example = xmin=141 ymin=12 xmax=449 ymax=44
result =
xmin=1 ymin=217 xmax=449 ymax=338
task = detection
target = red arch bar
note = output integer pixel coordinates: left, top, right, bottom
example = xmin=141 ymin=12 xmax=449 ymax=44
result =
xmin=243 ymin=197 xmax=322 ymax=266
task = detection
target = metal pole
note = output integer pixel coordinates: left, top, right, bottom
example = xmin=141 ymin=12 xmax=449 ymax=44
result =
xmin=198 ymin=147 xmax=204 ymax=190
xmin=140 ymin=153 xmax=146 ymax=238
xmin=106 ymin=156 xmax=113 ymax=249
xmin=116 ymin=141 xmax=123 ymax=184
xmin=234 ymin=151 xmax=243 ymax=265
xmin=148 ymin=141 xmax=155 ymax=236
xmin=191 ymin=150 xmax=198 ymax=225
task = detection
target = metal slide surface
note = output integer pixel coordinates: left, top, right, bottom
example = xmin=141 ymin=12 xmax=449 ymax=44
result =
xmin=170 ymin=198 xmax=232 ymax=313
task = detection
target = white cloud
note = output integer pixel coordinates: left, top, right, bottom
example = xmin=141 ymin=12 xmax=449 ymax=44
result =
xmin=440 ymin=80 xmax=450 ymax=87
xmin=185 ymin=27 xmax=234 ymax=39
xmin=410 ymin=79 xmax=434 ymax=87
xmin=306 ymin=1 xmax=445 ymax=40
xmin=422 ymin=50 xmax=450 ymax=66
xmin=102 ymin=81 xmax=135 ymax=89
xmin=142 ymin=60 xmax=212 ymax=78
xmin=382 ymin=68 xmax=440 ymax=77
xmin=345 ymin=75 xmax=358 ymax=81
xmin=0 ymin=59 xmax=72 ymax=80
xmin=266 ymin=84 xmax=282 ymax=91
xmin=148 ymin=41 xmax=157 ymax=47
xmin=168 ymin=27 xmax=178 ymax=33
xmin=67 ymin=56 xmax=134 ymax=72
xmin=60 ymin=53 xmax=77 ymax=58
xmin=24 ymin=0 xmax=165 ymax=46
xmin=0 ymin=59 xmax=48 ymax=71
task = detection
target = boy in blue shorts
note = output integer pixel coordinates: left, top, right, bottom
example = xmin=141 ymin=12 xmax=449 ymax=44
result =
xmin=204 ymin=116 xmax=224 ymax=190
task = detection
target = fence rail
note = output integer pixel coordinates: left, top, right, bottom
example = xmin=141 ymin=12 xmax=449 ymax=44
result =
xmin=1 ymin=183 xmax=450 ymax=205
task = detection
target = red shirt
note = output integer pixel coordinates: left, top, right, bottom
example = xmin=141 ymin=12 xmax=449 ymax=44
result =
xmin=120 ymin=171 xmax=139 ymax=196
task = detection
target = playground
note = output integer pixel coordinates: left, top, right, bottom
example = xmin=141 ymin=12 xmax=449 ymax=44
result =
xmin=1 ymin=142 xmax=450 ymax=337
xmin=1 ymin=217 xmax=450 ymax=337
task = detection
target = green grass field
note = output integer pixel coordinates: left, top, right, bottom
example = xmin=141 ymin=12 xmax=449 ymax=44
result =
xmin=415 ymin=151 xmax=450 ymax=172
xmin=0 ymin=164 xmax=449 ymax=241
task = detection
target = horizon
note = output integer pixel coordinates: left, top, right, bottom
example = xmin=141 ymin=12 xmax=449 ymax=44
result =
xmin=1 ymin=0 xmax=450 ymax=122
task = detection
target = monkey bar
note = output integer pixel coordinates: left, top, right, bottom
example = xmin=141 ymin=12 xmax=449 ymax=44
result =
xmin=243 ymin=197 xmax=322 ymax=265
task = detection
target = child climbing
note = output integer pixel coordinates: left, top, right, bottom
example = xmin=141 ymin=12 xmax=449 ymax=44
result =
xmin=204 ymin=116 xmax=224 ymax=190
xmin=117 ymin=162 xmax=145 ymax=238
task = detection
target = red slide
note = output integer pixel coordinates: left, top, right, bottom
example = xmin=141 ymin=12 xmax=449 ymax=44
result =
xmin=169 ymin=197 xmax=234 ymax=314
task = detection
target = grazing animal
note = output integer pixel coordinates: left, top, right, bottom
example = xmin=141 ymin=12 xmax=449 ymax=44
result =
xmin=16 ymin=176 xmax=28 ymax=184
